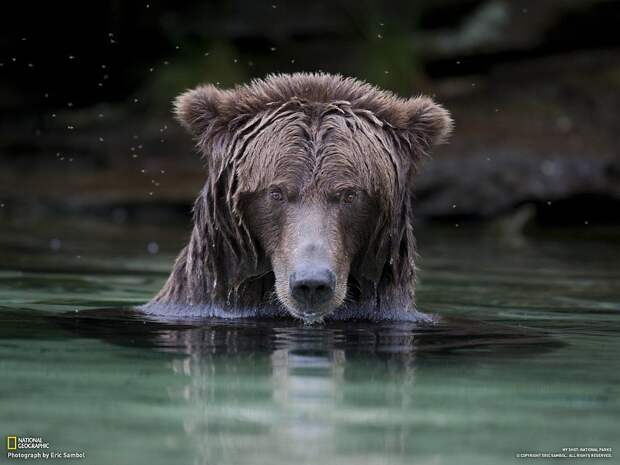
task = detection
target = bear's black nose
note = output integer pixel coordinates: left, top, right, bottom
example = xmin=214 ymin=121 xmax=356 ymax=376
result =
xmin=289 ymin=267 xmax=336 ymax=307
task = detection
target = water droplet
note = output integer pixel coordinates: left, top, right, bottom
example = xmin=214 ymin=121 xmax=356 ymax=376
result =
xmin=50 ymin=238 xmax=62 ymax=251
xmin=147 ymin=242 xmax=159 ymax=254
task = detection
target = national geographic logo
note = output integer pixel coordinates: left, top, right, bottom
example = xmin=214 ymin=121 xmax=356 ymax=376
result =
xmin=6 ymin=436 xmax=49 ymax=450
xmin=4 ymin=435 xmax=85 ymax=460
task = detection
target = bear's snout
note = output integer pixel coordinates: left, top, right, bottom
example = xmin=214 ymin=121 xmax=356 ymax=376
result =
xmin=289 ymin=266 xmax=336 ymax=309
xmin=276 ymin=206 xmax=347 ymax=321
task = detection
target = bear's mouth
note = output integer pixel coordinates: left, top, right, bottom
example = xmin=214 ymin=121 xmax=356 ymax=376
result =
xmin=286 ymin=308 xmax=329 ymax=324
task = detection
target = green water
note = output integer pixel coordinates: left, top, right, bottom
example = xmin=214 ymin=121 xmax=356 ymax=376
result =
xmin=1 ymin=220 xmax=618 ymax=464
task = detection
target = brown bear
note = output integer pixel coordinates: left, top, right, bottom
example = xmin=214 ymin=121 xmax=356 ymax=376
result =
xmin=145 ymin=73 xmax=452 ymax=323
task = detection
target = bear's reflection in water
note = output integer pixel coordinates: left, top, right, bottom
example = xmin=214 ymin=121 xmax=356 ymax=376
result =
xmin=55 ymin=308 xmax=558 ymax=464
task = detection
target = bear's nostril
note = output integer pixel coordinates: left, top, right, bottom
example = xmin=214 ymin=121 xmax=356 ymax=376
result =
xmin=298 ymin=284 xmax=311 ymax=295
xmin=289 ymin=269 xmax=336 ymax=307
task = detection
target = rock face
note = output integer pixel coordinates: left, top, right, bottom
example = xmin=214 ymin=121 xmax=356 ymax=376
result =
xmin=416 ymin=51 xmax=620 ymax=221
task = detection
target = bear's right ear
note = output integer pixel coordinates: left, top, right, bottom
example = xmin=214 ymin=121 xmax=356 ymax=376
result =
xmin=173 ymin=85 xmax=226 ymax=139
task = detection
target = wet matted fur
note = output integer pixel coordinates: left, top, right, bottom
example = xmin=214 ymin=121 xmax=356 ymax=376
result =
xmin=145 ymin=73 xmax=452 ymax=322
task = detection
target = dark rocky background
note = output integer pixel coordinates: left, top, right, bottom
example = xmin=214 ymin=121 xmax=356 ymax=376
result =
xmin=1 ymin=0 xmax=619 ymax=229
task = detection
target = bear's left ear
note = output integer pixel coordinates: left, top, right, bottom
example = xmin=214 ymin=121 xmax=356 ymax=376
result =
xmin=401 ymin=96 xmax=453 ymax=150
xmin=173 ymin=84 xmax=227 ymax=139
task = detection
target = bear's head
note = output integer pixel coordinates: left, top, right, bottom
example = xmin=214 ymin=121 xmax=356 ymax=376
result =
xmin=152 ymin=73 xmax=452 ymax=322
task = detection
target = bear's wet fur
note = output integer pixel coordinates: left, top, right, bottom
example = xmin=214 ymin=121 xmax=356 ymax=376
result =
xmin=145 ymin=73 xmax=452 ymax=322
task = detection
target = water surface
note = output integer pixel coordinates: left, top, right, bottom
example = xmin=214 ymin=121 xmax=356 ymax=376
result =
xmin=1 ymin=220 xmax=618 ymax=464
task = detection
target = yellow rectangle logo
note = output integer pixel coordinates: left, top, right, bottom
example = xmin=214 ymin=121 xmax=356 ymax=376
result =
xmin=7 ymin=436 xmax=17 ymax=450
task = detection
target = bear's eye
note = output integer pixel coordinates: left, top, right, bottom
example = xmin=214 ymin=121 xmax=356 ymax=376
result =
xmin=269 ymin=187 xmax=284 ymax=202
xmin=341 ymin=189 xmax=357 ymax=204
